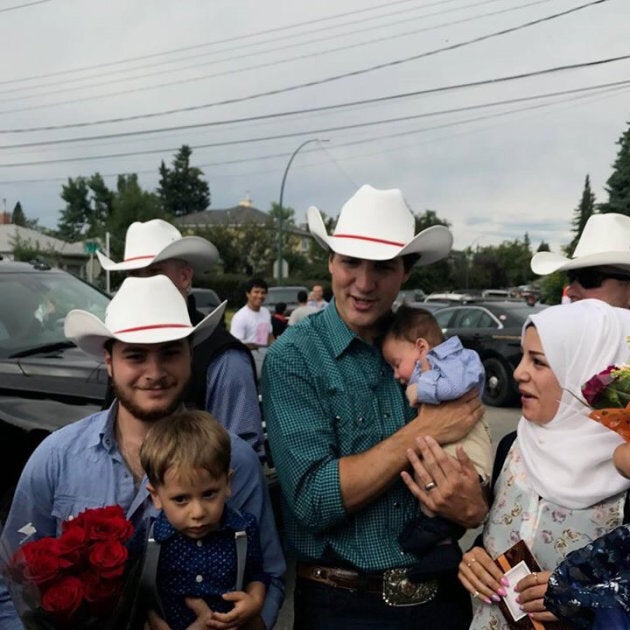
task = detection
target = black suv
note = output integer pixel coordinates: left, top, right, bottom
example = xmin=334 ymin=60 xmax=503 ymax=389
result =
xmin=0 ymin=260 xmax=111 ymax=513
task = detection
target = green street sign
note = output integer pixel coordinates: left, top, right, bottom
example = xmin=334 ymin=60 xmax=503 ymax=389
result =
xmin=84 ymin=241 xmax=99 ymax=254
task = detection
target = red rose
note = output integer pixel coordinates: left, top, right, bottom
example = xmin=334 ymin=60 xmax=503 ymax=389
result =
xmin=582 ymin=365 xmax=617 ymax=406
xmin=13 ymin=538 xmax=71 ymax=586
xmin=57 ymin=527 xmax=88 ymax=564
xmin=88 ymin=540 xmax=128 ymax=579
xmin=81 ymin=570 xmax=122 ymax=604
xmin=41 ymin=575 xmax=84 ymax=620
xmin=81 ymin=506 xmax=134 ymax=543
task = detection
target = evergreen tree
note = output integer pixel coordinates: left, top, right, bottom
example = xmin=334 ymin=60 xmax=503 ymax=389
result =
xmin=57 ymin=177 xmax=92 ymax=241
xmin=537 ymin=241 xmax=550 ymax=253
xmin=600 ymin=123 xmax=630 ymax=215
xmin=158 ymin=145 xmax=210 ymax=216
xmin=568 ymin=175 xmax=596 ymax=254
xmin=11 ymin=202 xmax=26 ymax=226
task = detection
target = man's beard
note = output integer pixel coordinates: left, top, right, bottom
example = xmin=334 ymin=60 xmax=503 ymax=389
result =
xmin=111 ymin=379 xmax=185 ymax=422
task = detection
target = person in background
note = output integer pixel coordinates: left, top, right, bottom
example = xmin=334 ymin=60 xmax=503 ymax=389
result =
xmin=270 ymin=303 xmax=288 ymax=338
xmin=306 ymin=284 xmax=328 ymax=311
xmin=262 ymin=184 xmax=486 ymax=629
xmin=456 ymin=300 xmax=630 ymax=629
xmin=140 ymin=410 xmax=270 ymax=630
xmin=288 ymin=290 xmax=317 ymax=326
xmin=530 ymin=213 xmax=630 ymax=307
xmin=98 ymin=219 xmax=264 ymax=461
xmin=0 ymin=275 xmax=285 ymax=630
xmin=230 ymin=278 xmax=273 ymax=378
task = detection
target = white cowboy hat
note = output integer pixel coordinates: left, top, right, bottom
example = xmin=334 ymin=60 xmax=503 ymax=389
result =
xmin=531 ymin=213 xmax=630 ymax=275
xmin=96 ymin=219 xmax=219 ymax=274
xmin=307 ymin=184 xmax=452 ymax=264
xmin=64 ymin=275 xmax=226 ymax=360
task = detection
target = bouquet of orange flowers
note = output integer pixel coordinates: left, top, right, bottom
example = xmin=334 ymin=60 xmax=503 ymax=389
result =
xmin=582 ymin=364 xmax=630 ymax=441
xmin=5 ymin=505 xmax=135 ymax=629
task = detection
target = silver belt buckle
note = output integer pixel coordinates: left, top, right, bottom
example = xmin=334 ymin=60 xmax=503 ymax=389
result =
xmin=382 ymin=568 xmax=438 ymax=607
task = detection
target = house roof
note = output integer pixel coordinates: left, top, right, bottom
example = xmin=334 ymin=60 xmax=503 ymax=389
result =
xmin=0 ymin=225 xmax=87 ymax=257
xmin=177 ymin=204 xmax=269 ymax=227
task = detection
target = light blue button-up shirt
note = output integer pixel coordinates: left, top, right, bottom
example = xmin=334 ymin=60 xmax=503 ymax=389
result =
xmin=0 ymin=404 xmax=285 ymax=629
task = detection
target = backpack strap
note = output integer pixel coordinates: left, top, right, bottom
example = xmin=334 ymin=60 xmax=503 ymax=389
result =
xmin=139 ymin=520 xmax=165 ymax=619
xmin=234 ymin=530 xmax=248 ymax=591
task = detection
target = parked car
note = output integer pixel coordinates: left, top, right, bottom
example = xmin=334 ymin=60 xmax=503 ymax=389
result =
xmin=0 ymin=260 xmax=111 ymax=514
xmin=189 ymin=287 xmax=222 ymax=315
xmin=392 ymin=289 xmax=426 ymax=311
xmin=265 ymin=285 xmax=308 ymax=315
xmin=433 ymin=301 xmax=547 ymax=407
xmin=424 ymin=292 xmax=478 ymax=304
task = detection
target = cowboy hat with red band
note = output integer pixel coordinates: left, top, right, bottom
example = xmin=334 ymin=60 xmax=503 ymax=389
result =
xmin=531 ymin=213 xmax=630 ymax=276
xmin=96 ymin=219 xmax=219 ymax=274
xmin=64 ymin=275 xmax=226 ymax=360
xmin=307 ymin=185 xmax=452 ymax=264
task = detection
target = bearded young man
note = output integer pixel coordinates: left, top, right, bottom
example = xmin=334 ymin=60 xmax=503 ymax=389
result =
xmin=0 ymin=276 xmax=285 ymax=630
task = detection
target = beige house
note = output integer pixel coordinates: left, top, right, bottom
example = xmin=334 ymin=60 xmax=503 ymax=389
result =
xmin=0 ymin=223 xmax=92 ymax=277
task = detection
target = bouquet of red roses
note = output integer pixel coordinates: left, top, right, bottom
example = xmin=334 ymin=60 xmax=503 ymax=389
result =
xmin=5 ymin=505 xmax=135 ymax=629
xmin=582 ymin=364 xmax=630 ymax=441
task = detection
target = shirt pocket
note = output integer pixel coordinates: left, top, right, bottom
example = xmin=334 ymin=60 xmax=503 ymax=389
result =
xmin=328 ymin=389 xmax=381 ymax=454
xmin=51 ymin=495 xmax=103 ymax=533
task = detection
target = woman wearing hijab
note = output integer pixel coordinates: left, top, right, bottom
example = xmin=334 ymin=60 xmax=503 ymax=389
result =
xmin=455 ymin=299 xmax=630 ymax=628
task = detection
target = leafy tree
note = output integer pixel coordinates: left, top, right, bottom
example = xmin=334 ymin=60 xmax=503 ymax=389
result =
xmin=11 ymin=202 xmax=26 ymax=226
xmin=158 ymin=145 xmax=210 ymax=216
xmin=406 ymin=210 xmax=453 ymax=293
xmin=568 ymin=175 xmax=596 ymax=254
xmin=306 ymin=210 xmax=336 ymax=281
xmin=599 ymin=122 xmax=630 ymax=215
xmin=88 ymin=173 xmax=114 ymax=225
xmin=106 ymin=174 xmax=165 ymax=263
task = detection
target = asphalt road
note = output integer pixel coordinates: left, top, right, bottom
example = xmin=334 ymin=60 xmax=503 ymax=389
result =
xmin=273 ymin=403 xmax=522 ymax=629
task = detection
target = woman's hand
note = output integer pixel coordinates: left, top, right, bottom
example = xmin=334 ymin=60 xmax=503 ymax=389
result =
xmin=400 ymin=436 xmax=488 ymax=527
xmin=514 ymin=571 xmax=558 ymax=622
xmin=458 ymin=547 xmax=507 ymax=604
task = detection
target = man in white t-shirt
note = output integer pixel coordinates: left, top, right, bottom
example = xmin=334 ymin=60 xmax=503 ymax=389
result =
xmin=230 ymin=277 xmax=274 ymax=377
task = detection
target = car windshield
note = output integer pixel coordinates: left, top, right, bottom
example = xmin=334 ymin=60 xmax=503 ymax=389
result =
xmin=0 ymin=268 xmax=110 ymax=358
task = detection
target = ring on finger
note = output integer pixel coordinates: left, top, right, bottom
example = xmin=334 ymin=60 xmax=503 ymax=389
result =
xmin=533 ymin=572 xmax=539 ymax=584
xmin=424 ymin=480 xmax=437 ymax=492
xmin=466 ymin=558 xmax=477 ymax=568
xmin=472 ymin=590 xmax=480 ymax=600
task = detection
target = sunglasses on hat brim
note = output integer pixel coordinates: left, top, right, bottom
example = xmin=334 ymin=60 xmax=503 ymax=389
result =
xmin=567 ymin=267 xmax=630 ymax=289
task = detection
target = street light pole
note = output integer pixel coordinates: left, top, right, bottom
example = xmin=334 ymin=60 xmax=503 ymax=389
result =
xmin=277 ymin=138 xmax=328 ymax=281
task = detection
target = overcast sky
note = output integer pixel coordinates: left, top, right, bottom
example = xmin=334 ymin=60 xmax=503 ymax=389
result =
xmin=0 ymin=0 xmax=628 ymax=254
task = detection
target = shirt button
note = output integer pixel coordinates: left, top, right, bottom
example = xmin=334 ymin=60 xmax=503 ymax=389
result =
xmin=384 ymin=412 xmax=391 ymax=419
xmin=196 ymin=540 xmax=203 ymax=547
xmin=393 ymin=501 xmax=400 ymax=508
xmin=196 ymin=574 xmax=203 ymax=583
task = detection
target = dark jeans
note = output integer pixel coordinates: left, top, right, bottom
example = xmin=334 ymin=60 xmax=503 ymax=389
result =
xmin=293 ymin=574 xmax=472 ymax=630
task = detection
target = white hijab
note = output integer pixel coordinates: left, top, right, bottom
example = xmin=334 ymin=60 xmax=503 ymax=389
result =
xmin=517 ymin=299 xmax=630 ymax=509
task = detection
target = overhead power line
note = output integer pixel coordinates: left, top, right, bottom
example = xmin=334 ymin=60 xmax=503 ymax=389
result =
xmin=0 ymin=0 xmax=610 ymax=132
xmin=0 ymin=0 xmax=544 ymax=102
xmin=1 ymin=63 xmax=629 ymax=148
xmin=0 ymin=0 xmax=49 ymax=13
xmin=1 ymin=77 xmax=627 ymax=168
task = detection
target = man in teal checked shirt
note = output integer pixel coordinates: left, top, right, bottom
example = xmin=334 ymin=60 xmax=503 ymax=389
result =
xmin=262 ymin=184 xmax=487 ymax=629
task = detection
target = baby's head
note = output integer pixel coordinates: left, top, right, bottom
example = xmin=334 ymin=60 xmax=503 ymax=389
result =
xmin=140 ymin=410 xmax=232 ymax=539
xmin=382 ymin=305 xmax=444 ymax=385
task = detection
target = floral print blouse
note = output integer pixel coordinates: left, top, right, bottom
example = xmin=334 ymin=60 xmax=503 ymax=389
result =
xmin=470 ymin=440 xmax=626 ymax=630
